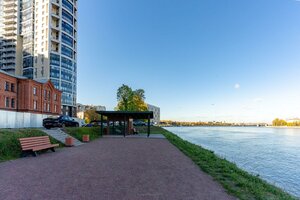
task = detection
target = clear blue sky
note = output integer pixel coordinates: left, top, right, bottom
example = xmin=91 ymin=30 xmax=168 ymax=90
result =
xmin=77 ymin=0 xmax=300 ymax=123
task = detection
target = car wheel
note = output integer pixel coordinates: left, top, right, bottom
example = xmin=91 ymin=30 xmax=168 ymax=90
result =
xmin=45 ymin=126 xmax=51 ymax=129
xmin=61 ymin=123 xmax=66 ymax=128
xmin=75 ymin=123 xmax=79 ymax=127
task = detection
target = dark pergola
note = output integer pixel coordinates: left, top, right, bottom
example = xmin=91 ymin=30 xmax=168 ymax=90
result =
xmin=96 ymin=111 xmax=154 ymax=137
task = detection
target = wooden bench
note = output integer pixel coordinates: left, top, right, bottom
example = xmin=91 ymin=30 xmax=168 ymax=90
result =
xmin=19 ymin=136 xmax=59 ymax=157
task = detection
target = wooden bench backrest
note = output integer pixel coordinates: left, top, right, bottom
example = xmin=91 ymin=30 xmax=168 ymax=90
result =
xmin=19 ymin=136 xmax=51 ymax=151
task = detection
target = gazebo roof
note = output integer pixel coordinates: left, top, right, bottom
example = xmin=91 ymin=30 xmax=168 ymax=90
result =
xmin=96 ymin=111 xmax=153 ymax=119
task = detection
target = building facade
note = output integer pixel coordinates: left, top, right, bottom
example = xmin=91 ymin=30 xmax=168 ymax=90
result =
xmin=0 ymin=69 xmax=62 ymax=115
xmin=147 ymin=104 xmax=160 ymax=125
xmin=0 ymin=0 xmax=77 ymax=116
xmin=76 ymin=103 xmax=106 ymax=120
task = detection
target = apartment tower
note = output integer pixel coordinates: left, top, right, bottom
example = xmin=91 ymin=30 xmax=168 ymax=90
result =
xmin=0 ymin=0 xmax=78 ymax=116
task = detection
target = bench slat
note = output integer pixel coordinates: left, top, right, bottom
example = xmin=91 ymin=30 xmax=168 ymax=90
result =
xmin=21 ymin=143 xmax=51 ymax=150
xmin=19 ymin=136 xmax=49 ymax=141
xmin=32 ymin=144 xmax=59 ymax=151
xmin=20 ymin=137 xmax=50 ymax=142
xmin=20 ymin=140 xmax=50 ymax=145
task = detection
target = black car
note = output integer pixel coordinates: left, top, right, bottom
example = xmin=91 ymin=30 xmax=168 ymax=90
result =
xmin=43 ymin=115 xmax=79 ymax=129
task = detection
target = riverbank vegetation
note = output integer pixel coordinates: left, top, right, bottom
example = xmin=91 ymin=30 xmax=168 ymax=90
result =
xmin=272 ymin=118 xmax=300 ymax=126
xmin=156 ymin=127 xmax=296 ymax=199
xmin=0 ymin=129 xmax=63 ymax=162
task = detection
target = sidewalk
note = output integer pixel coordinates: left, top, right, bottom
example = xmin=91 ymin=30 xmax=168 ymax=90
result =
xmin=0 ymin=137 xmax=235 ymax=200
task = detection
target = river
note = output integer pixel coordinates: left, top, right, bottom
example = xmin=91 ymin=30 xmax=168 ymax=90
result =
xmin=165 ymin=126 xmax=300 ymax=197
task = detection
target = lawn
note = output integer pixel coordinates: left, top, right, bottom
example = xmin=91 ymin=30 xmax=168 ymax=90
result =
xmin=63 ymin=127 xmax=101 ymax=142
xmin=156 ymin=127 xmax=296 ymax=200
xmin=0 ymin=129 xmax=63 ymax=162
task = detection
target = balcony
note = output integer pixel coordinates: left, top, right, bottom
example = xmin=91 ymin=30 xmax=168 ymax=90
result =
xmin=52 ymin=0 xmax=60 ymax=6
xmin=3 ymin=13 xmax=17 ymax=19
xmin=51 ymin=18 xmax=60 ymax=29
xmin=51 ymin=42 xmax=60 ymax=53
xmin=3 ymin=1 xmax=17 ymax=7
xmin=51 ymin=30 xmax=60 ymax=42
xmin=4 ymin=24 xmax=16 ymax=31
xmin=52 ymin=4 xmax=60 ymax=17
xmin=2 ymin=53 xmax=16 ymax=58
xmin=2 ymin=58 xmax=15 ymax=64
xmin=3 ymin=30 xmax=17 ymax=37
xmin=3 ymin=41 xmax=16 ymax=47
xmin=3 ymin=19 xmax=17 ymax=25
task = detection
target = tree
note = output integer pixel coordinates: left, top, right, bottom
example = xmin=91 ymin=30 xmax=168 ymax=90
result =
xmin=84 ymin=109 xmax=101 ymax=123
xmin=116 ymin=84 xmax=148 ymax=111
xmin=272 ymin=118 xmax=287 ymax=126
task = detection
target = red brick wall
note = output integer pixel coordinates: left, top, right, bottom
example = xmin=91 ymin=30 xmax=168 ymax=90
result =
xmin=0 ymin=73 xmax=18 ymax=111
xmin=0 ymin=71 xmax=62 ymax=115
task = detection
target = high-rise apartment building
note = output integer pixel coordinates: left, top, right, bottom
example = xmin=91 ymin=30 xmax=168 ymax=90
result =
xmin=0 ymin=0 xmax=77 ymax=116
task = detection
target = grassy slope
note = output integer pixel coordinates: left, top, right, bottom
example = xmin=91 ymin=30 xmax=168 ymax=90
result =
xmin=0 ymin=129 xmax=63 ymax=162
xmin=63 ymin=127 xmax=101 ymax=142
xmin=155 ymin=127 xmax=296 ymax=200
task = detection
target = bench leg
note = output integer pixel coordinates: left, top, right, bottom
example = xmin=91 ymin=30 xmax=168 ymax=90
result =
xmin=51 ymin=147 xmax=55 ymax=152
xmin=32 ymin=151 xmax=38 ymax=157
xmin=21 ymin=151 xmax=27 ymax=157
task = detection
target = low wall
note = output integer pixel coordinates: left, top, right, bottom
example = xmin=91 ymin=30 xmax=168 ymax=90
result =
xmin=0 ymin=110 xmax=55 ymax=128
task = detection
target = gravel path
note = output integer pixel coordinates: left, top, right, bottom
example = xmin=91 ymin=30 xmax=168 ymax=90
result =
xmin=0 ymin=137 xmax=235 ymax=200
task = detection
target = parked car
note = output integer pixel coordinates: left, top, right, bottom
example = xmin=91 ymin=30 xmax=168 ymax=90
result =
xmin=72 ymin=118 xmax=86 ymax=127
xmin=43 ymin=115 xmax=79 ymax=129
xmin=84 ymin=120 xmax=107 ymax=127
xmin=133 ymin=120 xmax=147 ymax=126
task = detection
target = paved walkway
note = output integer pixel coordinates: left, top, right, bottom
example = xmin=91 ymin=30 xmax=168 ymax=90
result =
xmin=41 ymin=128 xmax=83 ymax=146
xmin=0 ymin=137 xmax=235 ymax=200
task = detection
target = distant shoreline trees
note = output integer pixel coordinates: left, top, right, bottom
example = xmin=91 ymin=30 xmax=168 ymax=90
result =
xmin=272 ymin=118 xmax=300 ymax=126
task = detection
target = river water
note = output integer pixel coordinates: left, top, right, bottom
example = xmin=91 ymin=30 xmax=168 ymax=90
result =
xmin=165 ymin=126 xmax=300 ymax=197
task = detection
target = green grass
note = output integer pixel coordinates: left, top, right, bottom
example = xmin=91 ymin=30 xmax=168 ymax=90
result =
xmin=156 ymin=127 xmax=296 ymax=200
xmin=0 ymin=129 xmax=63 ymax=162
xmin=135 ymin=126 xmax=164 ymax=134
xmin=63 ymin=127 xmax=101 ymax=142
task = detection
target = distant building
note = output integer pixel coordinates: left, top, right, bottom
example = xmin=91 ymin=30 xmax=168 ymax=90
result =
xmin=147 ymin=104 xmax=160 ymax=124
xmin=286 ymin=118 xmax=300 ymax=123
xmin=0 ymin=69 xmax=62 ymax=115
xmin=76 ymin=103 xmax=106 ymax=119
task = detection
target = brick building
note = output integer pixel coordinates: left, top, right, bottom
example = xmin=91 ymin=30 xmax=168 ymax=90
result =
xmin=0 ymin=70 xmax=61 ymax=115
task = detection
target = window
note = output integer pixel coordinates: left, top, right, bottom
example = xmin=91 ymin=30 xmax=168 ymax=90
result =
xmin=33 ymin=87 xmax=37 ymax=95
xmin=44 ymin=90 xmax=47 ymax=99
xmin=50 ymin=53 xmax=60 ymax=66
xmin=33 ymin=100 xmax=37 ymax=110
xmin=44 ymin=103 xmax=46 ymax=111
xmin=62 ymin=33 xmax=73 ymax=47
xmin=62 ymin=0 xmax=73 ymax=13
xmin=11 ymin=99 xmax=15 ymax=108
xmin=54 ymin=105 xmax=57 ymax=113
xmin=47 ymin=103 xmax=50 ymax=112
xmin=61 ymin=45 xmax=73 ymax=59
xmin=54 ymin=94 xmax=57 ymax=101
xmin=48 ymin=91 xmax=51 ymax=100
xmin=62 ymin=9 xmax=73 ymax=24
xmin=5 ymin=97 xmax=10 ymax=108
xmin=5 ymin=82 xmax=9 ymax=91
xmin=11 ymin=83 xmax=15 ymax=92
xmin=62 ymin=21 xmax=73 ymax=36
